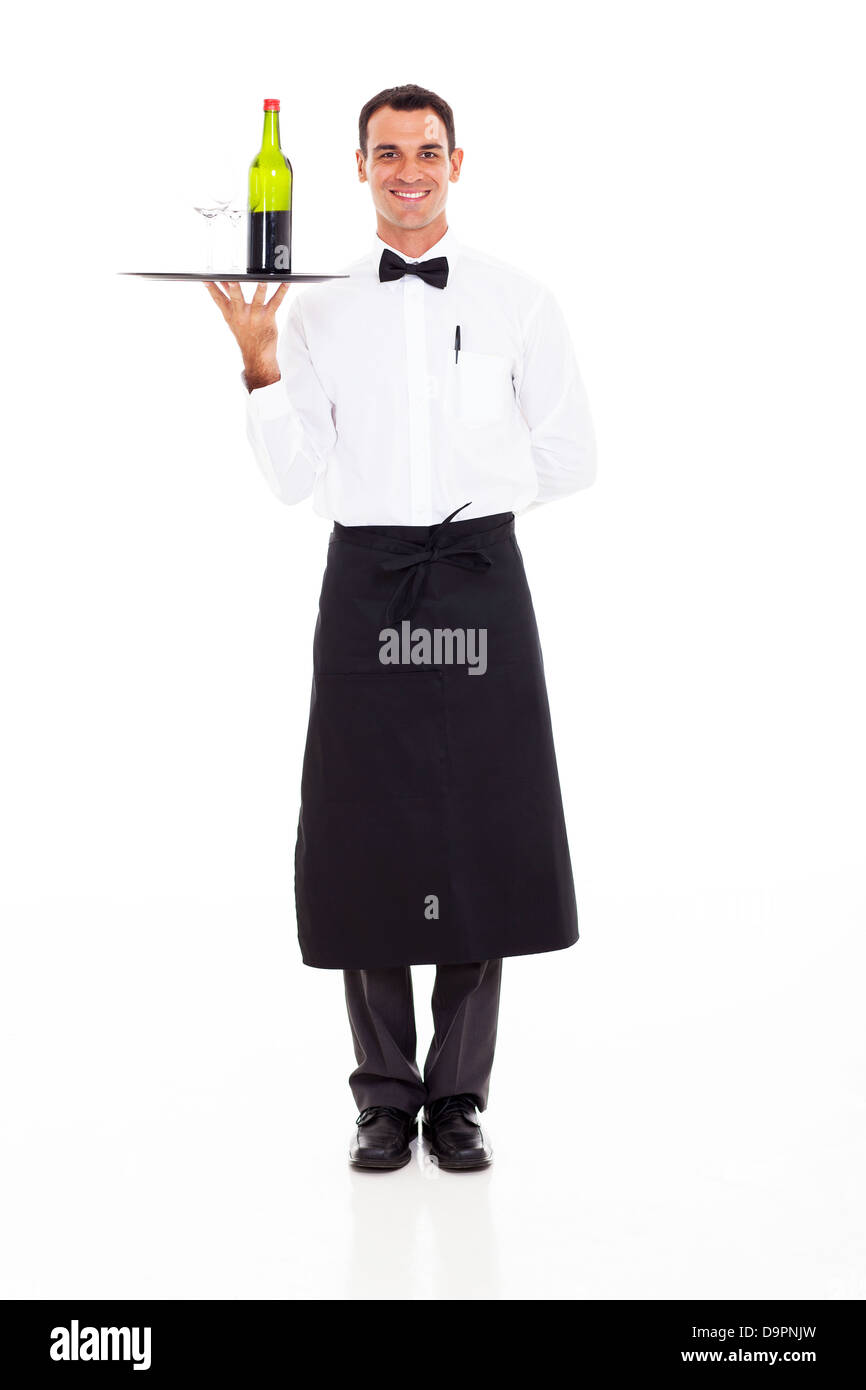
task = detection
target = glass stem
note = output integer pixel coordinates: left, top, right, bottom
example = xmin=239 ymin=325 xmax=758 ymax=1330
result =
xmin=205 ymin=219 xmax=214 ymax=274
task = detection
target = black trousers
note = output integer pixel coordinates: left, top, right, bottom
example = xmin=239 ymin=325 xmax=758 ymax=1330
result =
xmin=343 ymin=959 xmax=502 ymax=1117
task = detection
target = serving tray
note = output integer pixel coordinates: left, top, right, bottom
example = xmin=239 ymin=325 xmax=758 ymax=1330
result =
xmin=120 ymin=271 xmax=347 ymax=282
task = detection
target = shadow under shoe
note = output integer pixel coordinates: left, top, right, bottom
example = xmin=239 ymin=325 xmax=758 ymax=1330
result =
xmin=349 ymin=1105 xmax=418 ymax=1171
xmin=422 ymin=1094 xmax=493 ymax=1171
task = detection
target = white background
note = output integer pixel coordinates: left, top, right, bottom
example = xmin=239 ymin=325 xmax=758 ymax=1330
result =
xmin=1 ymin=0 xmax=864 ymax=1300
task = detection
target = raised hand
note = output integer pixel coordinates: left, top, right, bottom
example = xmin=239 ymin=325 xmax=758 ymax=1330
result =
xmin=203 ymin=279 xmax=290 ymax=390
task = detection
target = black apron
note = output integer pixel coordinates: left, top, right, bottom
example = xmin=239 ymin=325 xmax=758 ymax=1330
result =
xmin=294 ymin=504 xmax=579 ymax=969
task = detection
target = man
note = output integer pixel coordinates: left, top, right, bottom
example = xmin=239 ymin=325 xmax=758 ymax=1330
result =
xmin=205 ymin=84 xmax=597 ymax=1172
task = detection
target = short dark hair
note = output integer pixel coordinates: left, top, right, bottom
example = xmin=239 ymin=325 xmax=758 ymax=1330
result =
xmin=358 ymin=84 xmax=456 ymax=158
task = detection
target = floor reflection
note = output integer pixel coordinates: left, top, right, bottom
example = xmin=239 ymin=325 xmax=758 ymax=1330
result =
xmin=346 ymin=1130 xmax=501 ymax=1299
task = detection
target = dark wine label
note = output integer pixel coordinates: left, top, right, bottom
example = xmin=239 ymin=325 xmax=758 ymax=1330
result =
xmin=247 ymin=210 xmax=292 ymax=273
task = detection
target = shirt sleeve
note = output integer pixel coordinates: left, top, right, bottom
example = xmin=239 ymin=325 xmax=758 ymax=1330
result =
xmin=242 ymin=292 xmax=337 ymax=505
xmin=515 ymin=285 xmax=598 ymax=506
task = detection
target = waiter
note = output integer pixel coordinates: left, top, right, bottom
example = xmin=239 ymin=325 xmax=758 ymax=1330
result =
xmin=205 ymin=84 xmax=597 ymax=1172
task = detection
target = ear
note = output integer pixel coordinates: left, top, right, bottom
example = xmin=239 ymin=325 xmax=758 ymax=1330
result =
xmin=356 ymin=149 xmax=367 ymax=183
xmin=449 ymin=147 xmax=464 ymax=183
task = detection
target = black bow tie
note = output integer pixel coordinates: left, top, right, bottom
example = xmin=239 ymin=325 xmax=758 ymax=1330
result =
xmin=378 ymin=248 xmax=449 ymax=289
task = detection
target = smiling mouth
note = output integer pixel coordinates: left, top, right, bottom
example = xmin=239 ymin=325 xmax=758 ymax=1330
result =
xmin=388 ymin=189 xmax=431 ymax=203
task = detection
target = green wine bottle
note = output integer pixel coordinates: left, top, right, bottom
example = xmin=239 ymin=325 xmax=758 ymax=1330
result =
xmin=247 ymin=98 xmax=293 ymax=273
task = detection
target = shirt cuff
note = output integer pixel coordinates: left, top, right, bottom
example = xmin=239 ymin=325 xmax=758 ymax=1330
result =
xmin=240 ymin=370 xmax=293 ymax=423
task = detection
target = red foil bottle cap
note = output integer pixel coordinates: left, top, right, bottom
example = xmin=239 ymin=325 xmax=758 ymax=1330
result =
xmin=263 ymin=99 xmax=280 ymax=111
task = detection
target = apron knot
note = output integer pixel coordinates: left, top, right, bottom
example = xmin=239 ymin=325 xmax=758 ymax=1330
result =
xmin=380 ymin=503 xmax=493 ymax=626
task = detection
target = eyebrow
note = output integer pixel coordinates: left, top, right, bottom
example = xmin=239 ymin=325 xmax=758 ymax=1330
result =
xmin=372 ymin=142 xmax=445 ymax=153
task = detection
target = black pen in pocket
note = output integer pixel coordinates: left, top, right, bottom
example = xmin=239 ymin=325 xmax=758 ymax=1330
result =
xmin=454 ymin=325 xmax=461 ymax=364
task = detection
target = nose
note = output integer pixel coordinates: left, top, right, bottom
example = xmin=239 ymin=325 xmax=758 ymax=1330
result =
xmin=402 ymin=159 xmax=431 ymax=182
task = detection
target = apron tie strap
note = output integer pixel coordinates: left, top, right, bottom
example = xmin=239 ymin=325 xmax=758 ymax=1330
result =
xmin=380 ymin=503 xmax=494 ymax=626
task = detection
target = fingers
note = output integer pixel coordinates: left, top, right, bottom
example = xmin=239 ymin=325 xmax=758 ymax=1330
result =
xmin=203 ymin=276 xmax=287 ymax=318
xmin=222 ymin=281 xmax=246 ymax=307
xmin=203 ymin=281 xmax=230 ymax=317
xmin=267 ymin=282 xmax=290 ymax=311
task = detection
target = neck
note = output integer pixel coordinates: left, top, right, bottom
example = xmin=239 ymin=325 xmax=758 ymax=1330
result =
xmin=376 ymin=210 xmax=448 ymax=258
xmin=261 ymin=111 xmax=281 ymax=148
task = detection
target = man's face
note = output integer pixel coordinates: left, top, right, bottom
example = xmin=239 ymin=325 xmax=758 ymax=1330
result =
xmin=356 ymin=105 xmax=463 ymax=232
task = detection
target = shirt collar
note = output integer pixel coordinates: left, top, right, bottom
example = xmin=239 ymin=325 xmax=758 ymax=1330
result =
xmin=372 ymin=226 xmax=458 ymax=274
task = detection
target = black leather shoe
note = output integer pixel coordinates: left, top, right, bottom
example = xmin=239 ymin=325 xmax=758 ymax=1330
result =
xmin=349 ymin=1105 xmax=417 ymax=1170
xmin=422 ymin=1094 xmax=493 ymax=1170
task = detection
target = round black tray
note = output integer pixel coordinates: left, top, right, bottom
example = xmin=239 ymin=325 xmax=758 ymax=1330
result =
xmin=120 ymin=271 xmax=347 ymax=282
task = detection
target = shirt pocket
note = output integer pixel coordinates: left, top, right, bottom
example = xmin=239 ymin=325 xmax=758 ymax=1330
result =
xmin=451 ymin=349 xmax=515 ymax=429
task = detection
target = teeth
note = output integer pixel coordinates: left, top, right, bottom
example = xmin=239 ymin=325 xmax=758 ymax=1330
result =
xmin=391 ymin=190 xmax=428 ymax=199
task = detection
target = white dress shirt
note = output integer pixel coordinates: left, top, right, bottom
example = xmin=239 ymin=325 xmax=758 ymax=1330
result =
xmin=242 ymin=227 xmax=597 ymax=525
